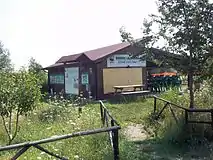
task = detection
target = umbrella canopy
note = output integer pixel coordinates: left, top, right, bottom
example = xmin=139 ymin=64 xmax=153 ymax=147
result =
xmin=151 ymin=72 xmax=177 ymax=76
xmin=150 ymin=68 xmax=177 ymax=76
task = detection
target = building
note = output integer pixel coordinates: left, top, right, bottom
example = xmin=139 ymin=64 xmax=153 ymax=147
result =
xmin=44 ymin=41 xmax=162 ymax=99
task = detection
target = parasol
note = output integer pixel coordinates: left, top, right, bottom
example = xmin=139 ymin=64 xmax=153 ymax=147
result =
xmin=150 ymin=68 xmax=177 ymax=76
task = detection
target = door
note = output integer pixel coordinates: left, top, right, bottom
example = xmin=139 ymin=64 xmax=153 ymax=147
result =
xmin=65 ymin=67 xmax=79 ymax=95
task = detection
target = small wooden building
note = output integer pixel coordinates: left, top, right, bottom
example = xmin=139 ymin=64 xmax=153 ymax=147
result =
xmin=44 ymin=42 xmax=150 ymax=99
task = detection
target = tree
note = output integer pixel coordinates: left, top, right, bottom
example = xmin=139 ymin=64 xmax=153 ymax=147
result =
xmin=28 ymin=57 xmax=47 ymax=93
xmin=120 ymin=0 xmax=213 ymax=108
xmin=0 ymin=70 xmax=41 ymax=144
xmin=119 ymin=26 xmax=134 ymax=42
xmin=0 ymin=41 xmax=13 ymax=71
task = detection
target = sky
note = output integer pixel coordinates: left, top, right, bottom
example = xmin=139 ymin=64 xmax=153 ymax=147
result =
xmin=0 ymin=0 xmax=158 ymax=69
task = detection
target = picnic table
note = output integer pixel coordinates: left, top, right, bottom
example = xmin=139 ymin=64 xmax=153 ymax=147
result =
xmin=113 ymin=84 xmax=144 ymax=93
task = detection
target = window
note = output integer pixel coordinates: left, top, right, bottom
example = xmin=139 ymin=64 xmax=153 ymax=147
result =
xmin=81 ymin=73 xmax=89 ymax=84
xmin=50 ymin=74 xmax=64 ymax=84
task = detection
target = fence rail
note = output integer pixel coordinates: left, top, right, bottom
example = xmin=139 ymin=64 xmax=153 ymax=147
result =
xmin=0 ymin=101 xmax=121 ymax=160
xmin=153 ymin=95 xmax=213 ymax=128
xmin=99 ymin=100 xmax=120 ymax=160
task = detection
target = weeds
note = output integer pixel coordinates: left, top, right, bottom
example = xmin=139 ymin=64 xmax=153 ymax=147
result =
xmin=1 ymin=87 xmax=213 ymax=159
xmin=143 ymin=88 xmax=213 ymax=159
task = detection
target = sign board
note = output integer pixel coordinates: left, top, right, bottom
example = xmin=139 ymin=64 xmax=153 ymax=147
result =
xmin=49 ymin=74 xmax=64 ymax=84
xmin=107 ymin=54 xmax=146 ymax=67
xmin=65 ymin=67 xmax=79 ymax=95
xmin=81 ymin=73 xmax=89 ymax=84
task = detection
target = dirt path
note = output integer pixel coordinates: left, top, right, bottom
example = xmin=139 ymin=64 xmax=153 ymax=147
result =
xmin=123 ymin=123 xmax=211 ymax=160
xmin=123 ymin=123 xmax=148 ymax=141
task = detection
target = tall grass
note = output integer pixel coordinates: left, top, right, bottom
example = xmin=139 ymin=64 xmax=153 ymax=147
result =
xmin=1 ymin=87 xmax=213 ymax=159
xmin=0 ymin=95 xmax=157 ymax=159
xmin=144 ymin=88 xmax=213 ymax=152
xmin=0 ymin=100 xmax=115 ymax=159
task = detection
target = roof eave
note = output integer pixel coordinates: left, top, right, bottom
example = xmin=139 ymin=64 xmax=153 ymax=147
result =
xmin=93 ymin=45 xmax=131 ymax=63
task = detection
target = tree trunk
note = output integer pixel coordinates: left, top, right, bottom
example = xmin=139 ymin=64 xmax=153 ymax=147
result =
xmin=188 ymin=46 xmax=194 ymax=108
xmin=188 ymin=71 xmax=194 ymax=108
xmin=189 ymin=72 xmax=194 ymax=108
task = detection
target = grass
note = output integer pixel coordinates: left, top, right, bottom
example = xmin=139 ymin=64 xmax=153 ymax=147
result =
xmin=0 ymin=90 xmax=213 ymax=159
xmin=0 ymin=102 xmax=112 ymax=160
xmin=0 ymin=97 xmax=154 ymax=160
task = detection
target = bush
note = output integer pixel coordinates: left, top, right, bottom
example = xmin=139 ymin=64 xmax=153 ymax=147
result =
xmin=0 ymin=70 xmax=41 ymax=144
xmin=38 ymin=94 xmax=90 ymax=123
xmin=145 ymin=88 xmax=213 ymax=148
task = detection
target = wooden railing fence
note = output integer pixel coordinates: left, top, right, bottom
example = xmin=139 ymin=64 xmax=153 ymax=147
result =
xmin=100 ymin=100 xmax=120 ymax=160
xmin=0 ymin=101 xmax=121 ymax=160
xmin=153 ymin=95 xmax=213 ymax=128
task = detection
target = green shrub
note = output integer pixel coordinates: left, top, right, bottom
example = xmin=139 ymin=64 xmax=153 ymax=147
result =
xmin=38 ymin=96 xmax=82 ymax=123
xmin=0 ymin=70 xmax=41 ymax=144
xmin=145 ymin=88 xmax=213 ymax=148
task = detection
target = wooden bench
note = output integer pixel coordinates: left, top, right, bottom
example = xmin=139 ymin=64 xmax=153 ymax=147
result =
xmin=115 ymin=90 xmax=151 ymax=102
xmin=120 ymin=90 xmax=150 ymax=95
xmin=113 ymin=84 xmax=144 ymax=93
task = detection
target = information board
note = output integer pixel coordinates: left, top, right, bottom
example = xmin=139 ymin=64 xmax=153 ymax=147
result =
xmin=107 ymin=54 xmax=146 ymax=67
xmin=49 ymin=74 xmax=64 ymax=84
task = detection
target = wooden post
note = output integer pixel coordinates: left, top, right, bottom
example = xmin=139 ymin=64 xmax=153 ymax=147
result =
xmin=105 ymin=110 xmax=109 ymax=127
xmin=110 ymin=120 xmax=115 ymax=147
xmin=211 ymin=109 xmax=213 ymax=129
xmin=112 ymin=129 xmax=119 ymax=160
xmin=185 ymin=110 xmax=188 ymax=125
xmin=100 ymin=102 xmax=104 ymax=126
xmin=11 ymin=146 xmax=30 ymax=160
xmin=111 ymin=119 xmax=115 ymax=127
xmin=154 ymin=97 xmax=157 ymax=113
xmin=34 ymin=145 xmax=68 ymax=160
xmin=156 ymin=102 xmax=169 ymax=120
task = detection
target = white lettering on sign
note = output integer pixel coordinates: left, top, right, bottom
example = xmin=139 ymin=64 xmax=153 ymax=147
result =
xmin=107 ymin=54 xmax=146 ymax=67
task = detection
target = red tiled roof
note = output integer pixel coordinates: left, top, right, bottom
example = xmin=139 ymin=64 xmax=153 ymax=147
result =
xmin=56 ymin=41 xmax=130 ymax=63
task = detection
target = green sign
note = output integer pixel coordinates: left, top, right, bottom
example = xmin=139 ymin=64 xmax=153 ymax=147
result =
xmin=81 ymin=73 xmax=89 ymax=84
xmin=50 ymin=74 xmax=64 ymax=84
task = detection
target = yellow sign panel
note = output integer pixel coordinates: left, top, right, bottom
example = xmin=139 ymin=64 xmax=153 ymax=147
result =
xmin=103 ymin=68 xmax=143 ymax=94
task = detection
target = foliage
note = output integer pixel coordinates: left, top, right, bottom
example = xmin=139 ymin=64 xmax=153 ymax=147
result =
xmin=120 ymin=0 xmax=213 ymax=108
xmin=0 ymin=70 xmax=41 ymax=144
xmin=28 ymin=57 xmax=48 ymax=93
xmin=39 ymin=95 xmax=83 ymax=123
xmin=0 ymin=101 xmax=114 ymax=159
xmin=0 ymin=95 xmax=154 ymax=159
xmin=1 ymin=93 xmax=213 ymax=159
xmin=144 ymin=88 xmax=213 ymax=156
xmin=119 ymin=26 xmax=134 ymax=43
xmin=0 ymin=41 xmax=13 ymax=71
xmin=194 ymin=79 xmax=213 ymax=113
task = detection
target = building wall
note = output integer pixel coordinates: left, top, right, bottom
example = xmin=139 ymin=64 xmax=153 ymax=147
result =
xmin=48 ymin=67 xmax=65 ymax=94
xmin=47 ymin=61 xmax=97 ymax=98
xmin=48 ymin=63 xmax=80 ymax=94
xmin=96 ymin=61 xmax=105 ymax=99
xmin=79 ymin=62 xmax=96 ymax=98
xmin=47 ymin=45 xmax=148 ymax=99
xmin=95 ymin=46 xmax=147 ymax=99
